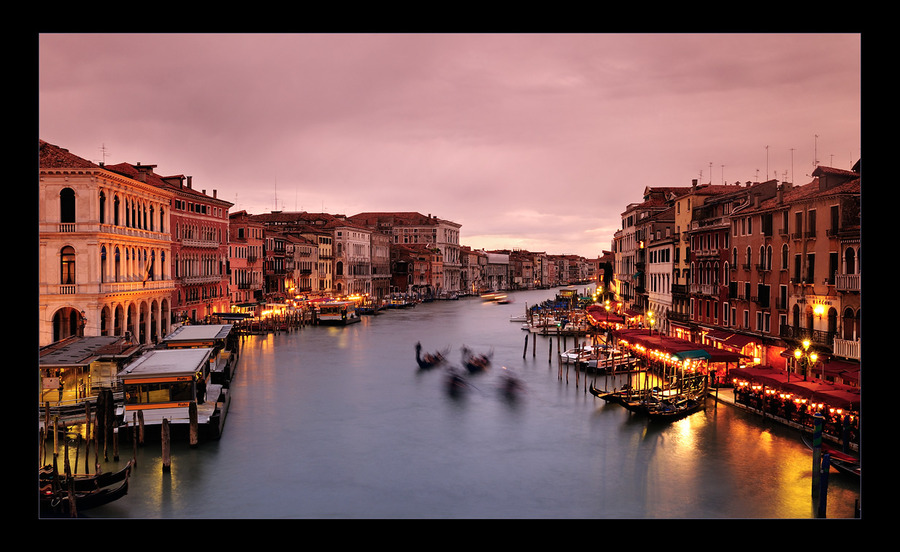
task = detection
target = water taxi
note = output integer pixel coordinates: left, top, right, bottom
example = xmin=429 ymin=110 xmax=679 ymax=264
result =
xmin=115 ymin=348 xmax=230 ymax=441
xmin=316 ymin=301 xmax=362 ymax=325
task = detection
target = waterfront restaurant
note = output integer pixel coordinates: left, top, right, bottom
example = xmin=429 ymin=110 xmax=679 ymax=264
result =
xmin=614 ymin=328 xmax=748 ymax=386
xmin=116 ymin=347 xmax=230 ymax=440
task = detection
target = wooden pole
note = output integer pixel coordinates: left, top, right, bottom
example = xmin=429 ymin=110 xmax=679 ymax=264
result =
xmin=161 ymin=418 xmax=171 ymax=473
xmin=812 ymin=413 xmax=824 ymax=499
xmin=113 ymin=422 xmax=120 ymax=462
xmin=103 ymin=390 xmax=111 ymax=461
xmin=64 ymin=438 xmax=76 ymax=517
xmin=817 ymin=454 xmax=831 ymax=518
xmin=189 ymin=402 xmax=199 ymax=446
xmin=93 ymin=413 xmax=101 ymax=474
xmin=132 ymin=413 xmax=138 ymax=468
xmin=523 ymin=334 xmax=528 ymax=358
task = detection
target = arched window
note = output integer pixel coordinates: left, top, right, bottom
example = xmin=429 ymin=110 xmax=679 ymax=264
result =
xmin=99 ymin=191 xmax=106 ymax=224
xmin=114 ymin=195 xmax=120 ymax=225
xmin=60 ymin=188 xmax=75 ymax=223
xmin=845 ymin=246 xmax=856 ymax=274
xmin=781 ymin=244 xmax=789 ymax=270
xmin=60 ymin=246 xmax=76 ymax=284
xmin=100 ymin=245 xmax=107 ymax=283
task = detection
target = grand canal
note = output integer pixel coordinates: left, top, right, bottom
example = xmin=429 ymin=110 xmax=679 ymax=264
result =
xmin=77 ymin=287 xmax=860 ymax=519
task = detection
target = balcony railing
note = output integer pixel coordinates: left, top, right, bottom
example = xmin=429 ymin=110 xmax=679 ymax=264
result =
xmin=835 ymin=273 xmax=860 ymax=292
xmin=832 ymin=338 xmax=860 ymax=360
xmin=181 ymin=238 xmax=221 ymax=248
xmin=780 ymin=325 xmax=834 ymax=348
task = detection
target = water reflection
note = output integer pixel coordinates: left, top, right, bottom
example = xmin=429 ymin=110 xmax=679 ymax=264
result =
xmin=77 ymin=288 xmax=859 ymax=519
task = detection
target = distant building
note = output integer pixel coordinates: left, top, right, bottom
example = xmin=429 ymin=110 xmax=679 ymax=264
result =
xmin=228 ymin=210 xmax=266 ymax=311
xmin=349 ymin=212 xmax=462 ymax=292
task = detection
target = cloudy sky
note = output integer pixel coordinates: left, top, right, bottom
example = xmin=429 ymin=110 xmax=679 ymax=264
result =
xmin=38 ymin=33 xmax=860 ymax=258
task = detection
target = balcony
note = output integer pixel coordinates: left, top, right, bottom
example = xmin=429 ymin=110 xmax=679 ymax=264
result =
xmin=181 ymin=238 xmax=221 ymax=248
xmin=780 ymin=325 xmax=834 ymax=348
xmin=690 ymin=283 xmax=720 ymax=297
xmin=835 ymin=273 xmax=860 ymax=292
xmin=181 ymin=274 xmax=224 ymax=285
xmin=832 ymin=338 xmax=860 ymax=360
xmin=99 ymin=279 xmax=175 ymax=294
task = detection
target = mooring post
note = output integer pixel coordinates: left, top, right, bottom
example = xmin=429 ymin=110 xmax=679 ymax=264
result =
xmin=817 ymin=453 xmax=831 ymax=518
xmin=161 ymin=418 xmax=171 ymax=473
xmin=812 ymin=412 xmax=824 ymax=499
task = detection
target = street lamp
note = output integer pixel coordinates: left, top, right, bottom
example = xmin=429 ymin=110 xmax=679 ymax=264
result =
xmin=793 ymin=339 xmax=818 ymax=382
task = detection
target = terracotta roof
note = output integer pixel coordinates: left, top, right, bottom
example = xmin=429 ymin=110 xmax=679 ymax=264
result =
xmin=349 ymin=212 xmax=441 ymax=226
xmin=39 ymin=140 xmax=99 ymax=170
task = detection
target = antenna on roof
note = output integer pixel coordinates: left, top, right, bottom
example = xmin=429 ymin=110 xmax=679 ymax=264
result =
xmin=790 ymin=147 xmax=795 ymax=184
xmin=814 ymin=134 xmax=819 ymax=168
xmin=98 ymin=143 xmax=110 ymax=165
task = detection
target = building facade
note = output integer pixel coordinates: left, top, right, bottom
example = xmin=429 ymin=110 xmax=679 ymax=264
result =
xmin=349 ymin=212 xmax=462 ymax=292
xmin=39 ymin=140 xmax=176 ymax=346
xmin=228 ymin=210 xmax=266 ymax=310
xmin=104 ymin=166 xmax=232 ymax=323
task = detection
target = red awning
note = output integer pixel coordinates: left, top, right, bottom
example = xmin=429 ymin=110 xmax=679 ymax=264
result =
xmin=731 ymin=366 xmax=859 ymax=411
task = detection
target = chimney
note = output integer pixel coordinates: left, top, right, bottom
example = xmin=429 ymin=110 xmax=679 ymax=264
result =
xmin=692 ymin=179 xmax=698 ymax=188
xmin=187 ymin=176 xmax=192 ymax=189
xmin=213 ymin=190 xmax=217 ymax=198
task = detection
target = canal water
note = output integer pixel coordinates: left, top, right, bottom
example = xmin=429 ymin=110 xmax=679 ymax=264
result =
xmin=79 ymin=288 xmax=860 ymax=519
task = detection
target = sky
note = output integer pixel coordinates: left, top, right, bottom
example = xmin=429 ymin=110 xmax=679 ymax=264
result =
xmin=38 ymin=33 xmax=860 ymax=258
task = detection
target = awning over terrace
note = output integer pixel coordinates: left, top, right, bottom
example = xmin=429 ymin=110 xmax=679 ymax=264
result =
xmin=731 ymin=365 xmax=860 ymax=411
xmin=615 ymin=329 xmax=747 ymax=364
xmin=584 ymin=304 xmax=628 ymax=325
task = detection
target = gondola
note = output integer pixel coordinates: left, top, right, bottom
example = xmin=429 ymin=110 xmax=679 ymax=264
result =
xmin=801 ymin=432 xmax=860 ymax=477
xmin=415 ymin=342 xmax=447 ymax=370
xmin=40 ymin=472 xmax=130 ymax=516
xmin=589 ymin=383 xmax=633 ymax=405
xmin=39 ymin=460 xmax=132 ymax=493
xmin=461 ymin=346 xmax=492 ymax=374
xmin=645 ymin=396 xmax=705 ymax=422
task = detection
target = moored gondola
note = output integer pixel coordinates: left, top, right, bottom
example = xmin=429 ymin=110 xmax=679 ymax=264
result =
xmin=801 ymin=432 xmax=860 ymax=477
xmin=39 ymin=460 xmax=132 ymax=493
xmin=39 ymin=470 xmax=130 ymax=516
xmin=645 ymin=396 xmax=705 ymax=422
